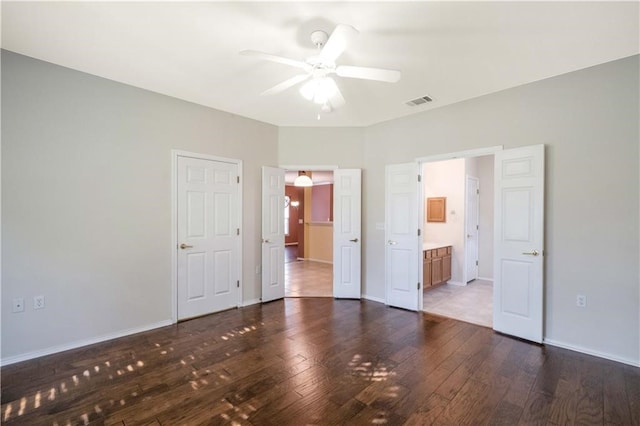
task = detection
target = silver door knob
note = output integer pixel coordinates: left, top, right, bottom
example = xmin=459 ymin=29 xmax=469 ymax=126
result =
xmin=388 ymin=240 xmax=397 ymax=245
xmin=522 ymin=250 xmax=539 ymax=256
xmin=350 ymin=238 xmax=359 ymax=243
xmin=179 ymin=243 xmax=193 ymax=249
xmin=262 ymin=239 xmax=270 ymax=243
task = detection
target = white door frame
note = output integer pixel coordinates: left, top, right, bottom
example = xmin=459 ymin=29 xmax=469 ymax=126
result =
xmin=171 ymin=150 xmax=243 ymax=323
xmin=416 ymin=146 xmax=502 ymax=311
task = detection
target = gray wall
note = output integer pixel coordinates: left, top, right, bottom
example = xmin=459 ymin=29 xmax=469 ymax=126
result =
xmin=282 ymin=55 xmax=640 ymax=365
xmin=3 ymin=49 xmax=639 ymax=366
xmin=1 ymin=51 xmax=278 ymax=360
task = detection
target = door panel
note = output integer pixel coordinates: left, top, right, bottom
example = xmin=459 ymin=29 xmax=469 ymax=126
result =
xmin=177 ymin=156 xmax=239 ymax=320
xmin=261 ymin=166 xmax=285 ymax=302
xmin=494 ymin=145 xmax=544 ymax=343
xmin=333 ymin=169 xmax=362 ymax=299
xmin=385 ymin=163 xmax=420 ymax=311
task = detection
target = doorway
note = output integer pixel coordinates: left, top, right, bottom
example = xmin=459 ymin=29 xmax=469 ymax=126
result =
xmin=422 ymin=155 xmax=493 ymax=327
xmin=420 ymin=156 xmax=494 ymax=327
xmin=386 ymin=144 xmax=545 ymax=343
xmin=284 ymin=170 xmax=334 ymax=298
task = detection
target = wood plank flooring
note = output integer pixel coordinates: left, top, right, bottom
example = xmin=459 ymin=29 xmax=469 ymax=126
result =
xmin=2 ymin=298 xmax=638 ymax=425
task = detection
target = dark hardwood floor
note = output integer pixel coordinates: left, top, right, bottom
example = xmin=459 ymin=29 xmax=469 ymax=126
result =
xmin=2 ymin=298 xmax=638 ymax=425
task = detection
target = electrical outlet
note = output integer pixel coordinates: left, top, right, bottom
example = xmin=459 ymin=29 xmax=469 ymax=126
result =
xmin=34 ymin=295 xmax=45 ymax=310
xmin=576 ymin=294 xmax=587 ymax=308
xmin=12 ymin=298 xmax=25 ymax=313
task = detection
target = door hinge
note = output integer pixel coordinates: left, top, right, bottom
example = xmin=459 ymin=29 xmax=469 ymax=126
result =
xmin=237 ymin=176 xmax=240 ymax=184
xmin=237 ymin=280 xmax=240 ymax=288
xmin=417 ymin=229 xmax=421 ymax=236
xmin=417 ymin=282 xmax=421 ymax=290
xmin=237 ymin=228 xmax=240 ymax=235
xmin=418 ymin=174 xmax=422 ymax=182
xmin=476 ymin=188 xmax=479 ymax=195
xmin=476 ymin=260 xmax=478 ymax=266
xmin=476 ymin=225 xmax=479 ymax=230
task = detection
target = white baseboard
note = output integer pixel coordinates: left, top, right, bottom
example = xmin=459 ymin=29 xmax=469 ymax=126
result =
xmin=1 ymin=319 xmax=173 ymax=366
xmin=543 ymin=338 xmax=640 ymax=367
xmin=478 ymin=277 xmax=494 ymax=282
xmin=447 ymin=280 xmax=465 ymax=286
xmin=363 ymin=294 xmax=385 ymax=304
xmin=240 ymin=298 xmax=261 ymax=307
xmin=306 ymin=258 xmax=333 ymax=265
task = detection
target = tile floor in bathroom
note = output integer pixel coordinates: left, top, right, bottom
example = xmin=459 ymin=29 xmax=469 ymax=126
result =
xmin=423 ymin=279 xmax=493 ymax=327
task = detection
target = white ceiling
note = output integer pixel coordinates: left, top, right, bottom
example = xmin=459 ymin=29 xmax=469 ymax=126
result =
xmin=2 ymin=2 xmax=638 ymax=127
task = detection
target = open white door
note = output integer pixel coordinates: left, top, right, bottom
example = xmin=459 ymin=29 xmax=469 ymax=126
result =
xmin=465 ymin=176 xmax=480 ymax=283
xmin=333 ymin=169 xmax=362 ymax=299
xmin=494 ymin=145 xmax=544 ymax=343
xmin=385 ymin=163 xmax=420 ymax=311
xmin=261 ymin=166 xmax=285 ymax=302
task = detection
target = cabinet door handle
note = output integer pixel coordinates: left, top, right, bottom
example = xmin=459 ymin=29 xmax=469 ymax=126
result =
xmin=522 ymin=250 xmax=539 ymax=256
xmin=350 ymin=238 xmax=359 ymax=243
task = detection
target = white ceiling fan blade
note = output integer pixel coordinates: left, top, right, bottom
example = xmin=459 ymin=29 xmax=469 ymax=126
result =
xmin=329 ymin=85 xmax=346 ymax=108
xmin=240 ymin=50 xmax=307 ymax=70
xmin=319 ymin=24 xmax=359 ymax=63
xmin=336 ymin=65 xmax=401 ymax=83
xmin=261 ymin=74 xmax=310 ymax=96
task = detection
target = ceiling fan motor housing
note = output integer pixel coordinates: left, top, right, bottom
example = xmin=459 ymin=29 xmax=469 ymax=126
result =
xmin=310 ymin=30 xmax=329 ymax=48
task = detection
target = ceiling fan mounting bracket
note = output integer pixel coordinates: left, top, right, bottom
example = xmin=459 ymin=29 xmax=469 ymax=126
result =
xmin=310 ymin=30 xmax=329 ymax=48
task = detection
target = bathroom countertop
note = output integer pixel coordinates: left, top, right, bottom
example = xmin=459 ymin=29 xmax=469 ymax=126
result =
xmin=423 ymin=242 xmax=451 ymax=251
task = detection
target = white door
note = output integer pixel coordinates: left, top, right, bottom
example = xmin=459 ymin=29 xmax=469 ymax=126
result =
xmin=494 ymin=145 xmax=545 ymax=343
xmin=385 ymin=163 xmax=420 ymax=311
xmin=333 ymin=169 xmax=362 ymax=299
xmin=261 ymin=166 xmax=285 ymax=302
xmin=177 ymin=156 xmax=239 ymax=320
xmin=465 ymin=176 xmax=480 ymax=283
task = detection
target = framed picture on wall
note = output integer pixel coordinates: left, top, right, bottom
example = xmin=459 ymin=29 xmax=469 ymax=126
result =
xmin=427 ymin=197 xmax=446 ymax=222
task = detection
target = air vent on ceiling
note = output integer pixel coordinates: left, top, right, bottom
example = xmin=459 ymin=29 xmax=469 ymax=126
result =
xmin=406 ymin=95 xmax=433 ymax=107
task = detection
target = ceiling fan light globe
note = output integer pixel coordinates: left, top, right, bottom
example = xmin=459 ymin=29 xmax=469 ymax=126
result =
xmin=301 ymin=77 xmax=338 ymax=104
xmin=299 ymin=80 xmax=317 ymax=100
xmin=293 ymin=175 xmax=313 ymax=187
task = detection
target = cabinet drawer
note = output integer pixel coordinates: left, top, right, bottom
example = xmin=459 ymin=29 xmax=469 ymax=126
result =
xmin=447 ymin=246 xmax=452 ymax=254
xmin=436 ymin=247 xmax=449 ymax=257
xmin=424 ymin=250 xmax=433 ymax=259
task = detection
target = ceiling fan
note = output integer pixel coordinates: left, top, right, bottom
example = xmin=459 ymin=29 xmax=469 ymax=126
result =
xmin=240 ymin=24 xmax=401 ymax=112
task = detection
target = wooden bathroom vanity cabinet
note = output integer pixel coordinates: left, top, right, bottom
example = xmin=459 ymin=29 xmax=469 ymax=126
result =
xmin=423 ymin=245 xmax=452 ymax=289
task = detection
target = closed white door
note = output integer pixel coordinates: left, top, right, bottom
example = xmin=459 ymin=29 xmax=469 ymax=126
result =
xmin=385 ymin=163 xmax=420 ymax=311
xmin=177 ymin=156 xmax=239 ymax=320
xmin=333 ymin=169 xmax=362 ymax=299
xmin=494 ymin=145 xmax=545 ymax=343
xmin=261 ymin=166 xmax=285 ymax=302
xmin=465 ymin=176 xmax=480 ymax=283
